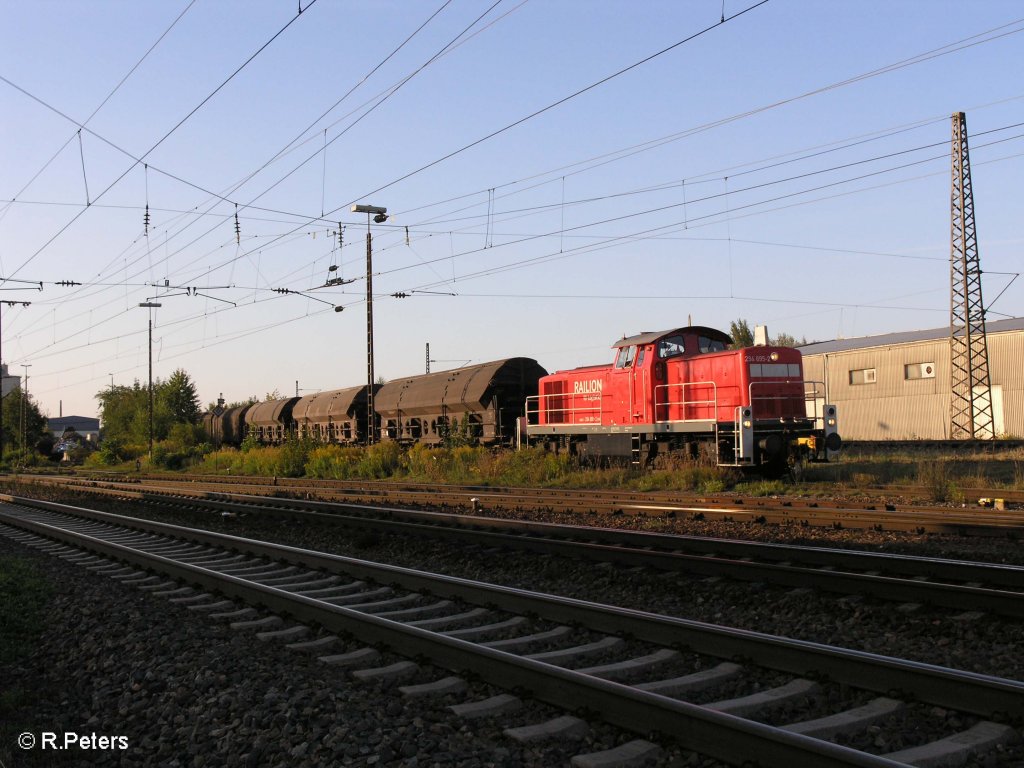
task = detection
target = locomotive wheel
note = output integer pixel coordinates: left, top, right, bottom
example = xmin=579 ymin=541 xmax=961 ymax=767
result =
xmin=788 ymin=455 xmax=806 ymax=482
xmin=760 ymin=455 xmax=790 ymax=480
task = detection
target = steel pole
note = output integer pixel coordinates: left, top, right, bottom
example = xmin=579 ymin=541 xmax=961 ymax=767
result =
xmin=366 ymin=226 xmax=375 ymax=444
xmin=21 ymin=364 xmax=31 ymax=453
xmin=148 ymin=314 xmax=154 ymax=459
xmin=0 ymin=310 xmax=4 ymax=463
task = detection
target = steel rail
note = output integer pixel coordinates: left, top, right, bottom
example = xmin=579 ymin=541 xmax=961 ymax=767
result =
xmin=16 ymin=482 xmax=1024 ymax=617
xmin=22 ymin=472 xmax=1024 ymax=536
xmin=167 ymin=486 xmax=1024 ymax=585
xmin=17 ymin=477 xmax=1024 ymax=584
xmin=0 ymin=510 xmax=913 ymax=768
xmin=69 ymin=468 xmax=1024 ymax=507
xmin=2 ymin=495 xmax=1022 ymax=723
xmin=24 ymin=471 xmax=1024 ymax=520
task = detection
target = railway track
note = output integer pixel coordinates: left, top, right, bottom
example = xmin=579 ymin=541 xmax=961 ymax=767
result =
xmin=6 ymin=481 xmax=1024 ymax=619
xmin=1 ymin=496 xmax=1021 ymax=767
xmin=73 ymin=467 xmax=1024 ymax=506
xmin=15 ymin=472 xmax=1024 ymax=536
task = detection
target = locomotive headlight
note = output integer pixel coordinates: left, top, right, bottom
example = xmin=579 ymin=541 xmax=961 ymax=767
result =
xmin=769 ymin=352 xmax=779 ymax=361
xmin=827 ymin=418 xmax=836 ymax=427
xmin=743 ymin=419 xmax=752 ymax=429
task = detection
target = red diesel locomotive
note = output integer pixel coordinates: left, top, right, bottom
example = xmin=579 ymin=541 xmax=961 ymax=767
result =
xmin=524 ymin=325 xmax=840 ymax=472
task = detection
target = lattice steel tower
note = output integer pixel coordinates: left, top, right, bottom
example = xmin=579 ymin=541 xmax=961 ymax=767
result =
xmin=949 ymin=111 xmax=994 ymax=439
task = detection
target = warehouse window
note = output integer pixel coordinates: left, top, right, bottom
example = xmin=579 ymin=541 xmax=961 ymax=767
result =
xmin=904 ymin=362 xmax=936 ymax=380
xmin=849 ymin=368 xmax=877 ymax=385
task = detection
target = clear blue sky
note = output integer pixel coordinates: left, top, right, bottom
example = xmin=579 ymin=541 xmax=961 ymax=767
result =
xmin=1 ymin=0 xmax=1022 ymax=419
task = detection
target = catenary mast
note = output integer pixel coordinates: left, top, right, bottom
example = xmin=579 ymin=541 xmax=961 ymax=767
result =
xmin=948 ymin=111 xmax=995 ymax=440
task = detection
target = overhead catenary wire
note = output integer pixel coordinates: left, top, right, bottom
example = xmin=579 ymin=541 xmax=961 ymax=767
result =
xmin=19 ymin=0 xmax=503 ymax=333
xmin=20 ymin=141 xmax=1024 ymax=390
xmin=8 ymin=7 xmax=1024 ymax=402
xmin=8 ymin=12 xmax=1013 ymax=314
xmin=3 ymin=0 xmax=321 ymax=282
xmin=0 ymin=0 xmax=197 ymax=231
xmin=130 ymin=21 xmax=1024 ymax=312
xmin=9 ymin=131 xmax=1023 ymax=371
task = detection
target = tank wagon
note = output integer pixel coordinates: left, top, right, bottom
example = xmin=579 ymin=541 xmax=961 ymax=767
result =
xmin=375 ymin=358 xmax=548 ymax=444
xmin=293 ymin=385 xmax=378 ymax=444
xmin=523 ymin=326 xmax=840 ymax=471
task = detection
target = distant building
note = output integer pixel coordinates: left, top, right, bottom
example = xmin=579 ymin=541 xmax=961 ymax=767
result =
xmin=47 ymin=416 xmax=100 ymax=443
xmin=1 ymin=364 xmax=18 ymax=399
xmin=799 ymin=317 xmax=1024 ymax=440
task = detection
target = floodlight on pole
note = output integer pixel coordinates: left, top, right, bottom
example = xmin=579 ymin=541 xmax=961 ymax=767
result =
xmin=351 ymin=204 xmax=388 ymax=444
xmin=139 ymin=302 xmax=162 ymax=459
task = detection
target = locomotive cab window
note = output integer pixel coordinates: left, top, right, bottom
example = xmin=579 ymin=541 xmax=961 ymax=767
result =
xmin=657 ymin=335 xmax=685 ymax=359
xmin=699 ymin=335 xmax=726 ymax=353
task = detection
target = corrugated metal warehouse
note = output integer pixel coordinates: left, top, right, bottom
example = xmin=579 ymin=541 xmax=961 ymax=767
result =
xmin=799 ymin=317 xmax=1024 ymax=440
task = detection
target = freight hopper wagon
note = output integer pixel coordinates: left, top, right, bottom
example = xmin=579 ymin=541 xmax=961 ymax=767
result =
xmin=524 ymin=326 xmax=840 ymax=471
xmin=375 ymin=358 xmax=548 ymax=445
xmin=244 ymin=397 xmax=300 ymax=444
xmin=292 ymin=385 xmax=379 ymax=444
xmin=203 ymin=402 xmax=253 ymax=447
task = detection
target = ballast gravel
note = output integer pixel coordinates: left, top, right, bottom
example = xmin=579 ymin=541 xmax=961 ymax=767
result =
xmin=0 ymin=536 xmax=723 ymax=768
xmin=96 ymin=495 xmax=1024 ymax=683
xmin=3 ymin=484 xmax=1024 ymax=767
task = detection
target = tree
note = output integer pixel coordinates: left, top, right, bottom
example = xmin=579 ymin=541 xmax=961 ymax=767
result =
xmin=96 ymin=381 xmax=149 ymax=448
xmin=1 ymin=387 xmax=48 ymax=459
xmin=95 ymin=368 xmax=204 ymax=450
xmin=771 ymin=332 xmax=807 ymax=348
xmin=162 ymin=369 xmax=201 ymax=424
xmin=729 ymin=319 xmax=754 ymax=349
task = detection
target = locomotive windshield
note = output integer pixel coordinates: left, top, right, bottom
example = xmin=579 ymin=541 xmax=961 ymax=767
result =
xmin=615 ymin=345 xmax=638 ymax=368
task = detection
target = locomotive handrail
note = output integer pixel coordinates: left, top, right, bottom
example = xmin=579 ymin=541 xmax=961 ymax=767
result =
xmin=653 ymin=380 xmax=718 ymax=424
xmin=748 ymin=379 xmax=808 ymax=421
xmin=524 ymin=391 xmax=604 ymax=426
xmin=800 ymin=380 xmax=828 ymax=432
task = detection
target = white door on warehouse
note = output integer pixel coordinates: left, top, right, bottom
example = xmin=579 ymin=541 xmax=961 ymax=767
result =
xmin=971 ymin=384 xmax=1004 ymax=438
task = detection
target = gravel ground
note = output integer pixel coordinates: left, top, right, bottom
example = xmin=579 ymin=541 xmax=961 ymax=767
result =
xmin=0 ymin=535 xmax=727 ymax=768
xmin=2 ymin=485 xmax=1023 ymax=767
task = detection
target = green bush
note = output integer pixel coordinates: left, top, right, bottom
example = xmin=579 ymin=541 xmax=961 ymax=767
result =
xmin=917 ymin=460 xmax=957 ymax=502
xmin=239 ymin=432 xmax=260 ymax=453
xmin=4 ymin=448 xmax=44 ymax=468
xmin=306 ymin=445 xmax=362 ymax=479
xmin=96 ymin=437 xmax=127 ymax=466
xmin=357 ymin=442 xmax=402 ymax=478
xmin=278 ymin=436 xmax=315 ymax=478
